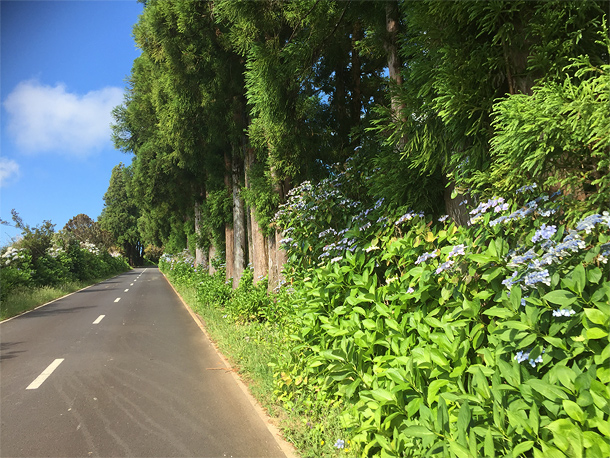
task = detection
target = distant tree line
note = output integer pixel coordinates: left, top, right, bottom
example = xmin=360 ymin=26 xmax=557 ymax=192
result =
xmin=106 ymin=0 xmax=608 ymax=289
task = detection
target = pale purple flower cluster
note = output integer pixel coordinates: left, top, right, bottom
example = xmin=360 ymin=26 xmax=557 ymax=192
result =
xmin=415 ymin=251 xmax=438 ymax=265
xmin=531 ymin=224 xmax=557 ymax=243
xmin=576 ymin=213 xmax=610 ymax=234
xmin=502 ymin=271 xmax=520 ymax=289
xmin=447 ymin=244 xmax=466 ymax=258
xmin=514 ymin=349 xmax=543 ymax=367
xmin=524 ymin=269 xmax=551 ymax=287
xmin=395 ymin=210 xmax=423 ymax=225
xmin=516 ymin=183 xmax=538 ymax=194
xmin=435 ymin=260 xmax=454 ymax=274
xmin=508 ymin=248 xmax=536 ymax=267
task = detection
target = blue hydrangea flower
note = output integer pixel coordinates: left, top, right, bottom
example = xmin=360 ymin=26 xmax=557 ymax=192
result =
xmin=524 ymin=269 xmax=551 ymax=287
xmin=532 ymin=224 xmax=557 ymax=243
xmin=447 ymin=244 xmax=466 ymax=258
xmin=435 ymin=260 xmax=454 ymax=274
xmin=514 ymin=349 xmax=544 ymax=367
xmin=415 ymin=251 xmax=438 ymax=265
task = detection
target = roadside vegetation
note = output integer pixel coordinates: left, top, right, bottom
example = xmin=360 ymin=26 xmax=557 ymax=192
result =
xmin=162 ymin=173 xmax=609 ymax=457
xmin=0 ymin=211 xmax=131 ymax=320
xmin=104 ymin=1 xmax=610 ymax=456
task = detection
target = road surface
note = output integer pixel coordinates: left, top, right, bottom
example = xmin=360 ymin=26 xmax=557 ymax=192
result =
xmin=0 ymin=267 xmax=290 ymax=457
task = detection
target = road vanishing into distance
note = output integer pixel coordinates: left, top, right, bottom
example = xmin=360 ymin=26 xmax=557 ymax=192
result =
xmin=0 ymin=268 xmax=290 ymax=458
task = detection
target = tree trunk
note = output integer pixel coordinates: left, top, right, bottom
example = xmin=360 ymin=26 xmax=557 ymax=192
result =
xmin=350 ymin=19 xmax=363 ymax=137
xmin=232 ymin=150 xmax=247 ymax=289
xmin=385 ymin=0 xmax=405 ymax=120
xmin=194 ymin=200 xmax=208 ymax=271
xmin=208 ymin=243 xmax=217 ymax=275
xmin=442 ymin=172 xmax=471 ymax=227
xmin=224 ymin=150 xmax=235 ymax=282
xmin=245 ymin=146 xmax=269 ymax=285
xmin=267 ymin=164 xmax=290 ymax=292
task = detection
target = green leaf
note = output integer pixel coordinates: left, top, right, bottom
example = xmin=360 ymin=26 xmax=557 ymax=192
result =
xmin=484 ymin=427 xmax=495 ymax=458
xmin=572 ymin=264 xmax=586 ymax=294
xmin=545 ymin=419 xmax=583 ymax=458
xmin=543 ymin=289 xmax=577 ymax=306
xmin=401 ymin=425 xmax=435 ymax=437
xmin=436 ymin=395 xmax=449 ymax=433
xmin=449 ymin=440 xmax=472 ymax=458
xmin=526 ymin=379 xmax=569 ymax=401
xmin=586 ymin=327 xmax=608 ymax=340
xmin=512 ymin=440 xmax=534 ymax=457
xmin=427 ymin=379 xmax=450 ymax=406
xmin=457 ymin=401 xmax=471 ymax=445
xmin=371 ymin=388 xmax=395 ymax=403
xmin=562 ymin=400 xmax=585 ymax=423
xmin=587 ymin=267 xmax=602 ymax=284
xmin=584 ymin=308 xmax=608 ymax=326
xmin=483 ymin=306 xmax=514 ymax=318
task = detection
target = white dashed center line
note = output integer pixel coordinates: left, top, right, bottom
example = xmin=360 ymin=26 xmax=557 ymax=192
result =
xmin=93 ymin=315 xmax=105 ymax=324
xmin=26 ymin=359 xmax=64 ymax=390
xmin=114 ymin=298 xmax=121 ymax=303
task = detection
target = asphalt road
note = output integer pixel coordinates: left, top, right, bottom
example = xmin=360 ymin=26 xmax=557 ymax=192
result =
xmin=0 ymin=267 xmax=289 ymax=458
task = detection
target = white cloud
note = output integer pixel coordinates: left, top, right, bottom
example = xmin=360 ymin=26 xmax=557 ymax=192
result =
xmin=0 ymin=157 xmax=20 ymax=187
xmin=3 ymin=80 xmax=124 ymax=156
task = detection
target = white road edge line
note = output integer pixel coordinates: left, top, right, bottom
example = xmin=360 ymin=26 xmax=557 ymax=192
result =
xmin=114 ymin=298 xmax=121 ymax=303
xmin=93 ymin=315 xmax=105 ymax=324
xmin=26 ymin=359 xmax=64 ymax=390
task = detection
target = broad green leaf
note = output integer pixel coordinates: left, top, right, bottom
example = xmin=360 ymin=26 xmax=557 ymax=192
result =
xmin=484 ymin=427 xmax=495 ymax=458
xmin=545 ymin=419 xmax=583 ymax=458
xmin=512 ymin=440 xmax=534 ymax=457
xmin=587 ymin=267 xmax=602 ymax=284
xmin=457 ymin=401 xmax=471 ymax=445
xmin=562 ymin=400 xmax=585 ymax=423
xmin=448 ymin=440 xmax=472 ymax=458
xmin=526 ymin=379 xmax=569 ymax=401
xmin=572 ymin=264 xmax=586 ymax=294
xmin=543 ymin=289 xmax=577 ymax=306
xmin=427 ymin=379 xmax=450 ymax=405
xmin=483 ymin=306 xmax=514 ymax=318
xmin=436 ymin=395 xmax=449 ymax=433
xmin=586 ymin=327 xmax=608 ymax=340
xmin=584 ymin=308 xmax=608 ymax=325
xmin=401 ymin=425 xmax=435 ymax=437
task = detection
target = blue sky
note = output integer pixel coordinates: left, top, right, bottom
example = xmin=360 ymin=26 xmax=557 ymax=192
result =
xmin=1 ymin=0 xmax=143 ymax=246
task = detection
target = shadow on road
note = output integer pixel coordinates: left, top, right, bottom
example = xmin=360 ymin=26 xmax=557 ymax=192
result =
xmin=0 ymin=341 xmax=26 ymax=361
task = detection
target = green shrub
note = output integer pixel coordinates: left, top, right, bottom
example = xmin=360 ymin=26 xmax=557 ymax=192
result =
xmin=274 ymin=176 xmax=610 ymax=457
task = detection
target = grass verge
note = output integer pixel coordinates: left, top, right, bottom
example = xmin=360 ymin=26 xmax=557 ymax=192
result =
xmin=168 ymin=280 xmax=355 ymax=458
xmin=0 ymin=273 xmax=129 ymax=321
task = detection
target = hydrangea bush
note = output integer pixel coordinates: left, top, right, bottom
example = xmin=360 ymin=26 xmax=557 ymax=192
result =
xmin=274 ymin=177 xmax=609 ymax=457
xmin=0 ymin=239 xmax=130 ymax=301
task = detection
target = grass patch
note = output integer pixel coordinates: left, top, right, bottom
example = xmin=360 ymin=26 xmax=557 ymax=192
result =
xmin=168 ymin=279 xmax=354 ymax=458
xmin=0 ymin=273 xmax=127 ymax=321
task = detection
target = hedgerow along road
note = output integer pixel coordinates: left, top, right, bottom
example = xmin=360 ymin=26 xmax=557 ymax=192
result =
xmin=0 ymin=267 xmax=292 ymax=457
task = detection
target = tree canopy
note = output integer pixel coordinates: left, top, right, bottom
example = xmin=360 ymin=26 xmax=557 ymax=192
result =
xmin=107 ymin=0 xmax=608 ymax=286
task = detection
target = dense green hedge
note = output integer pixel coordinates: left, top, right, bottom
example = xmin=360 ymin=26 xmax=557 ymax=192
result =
xmin=1 ymin=240 xmax=130 ymax=300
